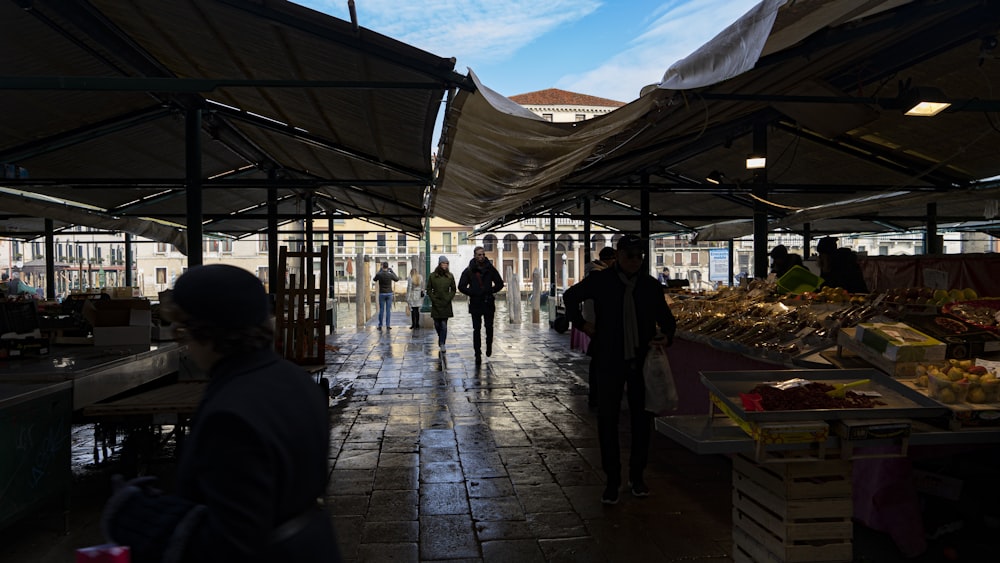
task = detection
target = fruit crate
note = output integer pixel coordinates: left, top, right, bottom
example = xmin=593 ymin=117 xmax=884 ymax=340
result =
xmin=732 ymin=454 xmax=853 ymax=563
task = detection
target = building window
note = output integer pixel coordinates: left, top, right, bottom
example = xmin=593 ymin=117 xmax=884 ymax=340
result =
xmin=542 ymin=113 xmax=553 ymax=122
xmin=376 ymin=233 xmax=386 ymax=251
xmin=656 ymin=254 xmax=664 ymax=266
xmin=258 ymin=234 xmax=268 ymax=253
xmin=673 ymin=252 xmax=683 ymax=266
xmin=203 ymin=237 xmax=221 ymax=253
xmin=879 ymin=245 xmax=889 ymax=256
xmin=690 ymin=252 xmax=699 ymax=265
xmin=397 ymin=233 xmax=407 ymax=252
xmin=257 ymin=266 xmax=268 ymax=285
xmin=503 ymin=237 xmax=514 ymax=252
xmin=458 ymin=231 xmax=469 ymax=245
xmin=335 ymin=234 xmax=345 ymax=250
xmin=442 ymin=232 xmax=453 ymax=253
xmin=354 ymin=234 xmax=364 ymax=255
xmin=575 ymin=114 xmax=586 ymax=121
xmin=156 ymin=268 xmax=167 ymax=284
xmin=220 ymin=238 xmax=233 ymax=253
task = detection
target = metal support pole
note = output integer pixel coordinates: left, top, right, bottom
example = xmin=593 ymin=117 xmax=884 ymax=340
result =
xmin=641 ymin=174 xmax=651 ymax=273
xmin=926 ymin=203 xmax=939 ymax=254
xmin=548 ymin=210 xmax=556 ymax=297
xmin=728 ymin=239 xmax=735 ymax=287
xmin=752 ymin=122 xmax=768 ymax=278
xmin=44 ymin=219 xmax=55 ymax=299
xmin=582 ymin=198 xmax=591 ymax=265
xmin=267 ymin=174 xmax=279 ymax=293
xmin=124 ymin=233 xmax=133 ymax=287
xmin=185 ymin=107 xmax=203 ymax=267
xmin=328 ymin=211 xmax=336 ymax=329
xmin=421 ymin=216 xmax=431 ymax=313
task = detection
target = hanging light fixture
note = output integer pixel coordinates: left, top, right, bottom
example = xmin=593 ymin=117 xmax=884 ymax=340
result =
xmin=745 ymin=155 xmax=767 ymax=169
xmin=705 ymin=170 xmax=724 ymax=184
xmin=901 ymin=86 xmax=951 ymax=117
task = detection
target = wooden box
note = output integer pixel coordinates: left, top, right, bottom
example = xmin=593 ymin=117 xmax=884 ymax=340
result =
xmin=731 ymin=454 xmax=853 ymax=563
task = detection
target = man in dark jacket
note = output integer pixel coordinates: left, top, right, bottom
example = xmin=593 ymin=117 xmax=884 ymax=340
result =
xmin=373 ymin=261 xmax=399 ymax=330
xmin=563 ymin=235 xmax=676 ymax=505
xmin=101 ymin=264 xmax=340 ymax=563
xmin=458 ymin=246 xmax=505 ymax=364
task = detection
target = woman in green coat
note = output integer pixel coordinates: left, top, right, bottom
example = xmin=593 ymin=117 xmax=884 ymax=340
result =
xmin=426 ymin=256 xmax=457 ymax=347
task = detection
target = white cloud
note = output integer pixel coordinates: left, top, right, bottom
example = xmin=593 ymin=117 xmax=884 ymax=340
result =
xmin=559 ymin=0 xmax=760 ymax=102
xmin=309 ymin=0 xmax=601 ymax=64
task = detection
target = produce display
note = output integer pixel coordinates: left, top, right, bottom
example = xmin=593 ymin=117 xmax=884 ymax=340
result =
xmin=744 ymin=381 xmax=886 ymax=411
xmin=914 ymin=359 xmax=1000 ymax=404
xmin=672 ymin=281 xmax=998 ymax=370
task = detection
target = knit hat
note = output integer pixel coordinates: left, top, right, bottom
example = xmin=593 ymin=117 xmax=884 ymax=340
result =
xmin=170 ymin=264 xmax=270 ymax=328
xmin=617 ymin=234 xmax=646 ymax=251
xmin=438 ymin=255 xmax=449 ymax=265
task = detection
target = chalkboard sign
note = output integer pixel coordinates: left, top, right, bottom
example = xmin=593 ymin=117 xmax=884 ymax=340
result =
xmin=0 ymin=385 xmax=72 ymax=529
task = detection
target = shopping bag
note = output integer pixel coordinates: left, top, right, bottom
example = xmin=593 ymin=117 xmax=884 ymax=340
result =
xmin=643 ymin=344 xmax=678 ymax=415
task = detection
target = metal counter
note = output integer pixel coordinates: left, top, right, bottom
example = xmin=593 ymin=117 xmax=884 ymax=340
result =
xmin=0 ymin=343 xmax=182 ymax=409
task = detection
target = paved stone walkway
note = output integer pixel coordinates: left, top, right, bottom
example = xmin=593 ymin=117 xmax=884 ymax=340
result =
xmin=323 ymin=307 xmax=733 ymax=562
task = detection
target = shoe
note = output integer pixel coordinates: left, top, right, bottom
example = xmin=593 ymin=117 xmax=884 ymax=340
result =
xmin=628 ymin=480 xmax=650 ymax=497
xmin=601 ymin=482 xmax=620 ymax=505
xmin=386 ymin=326 xmax=391 ymax=330
xmin=377 ymin=326 xmax=382 ymax=330
xmin=486 ymin=343 xmax=492 ymax=357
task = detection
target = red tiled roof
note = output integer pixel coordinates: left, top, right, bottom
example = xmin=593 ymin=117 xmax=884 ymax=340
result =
xmin=509 ymin=88 xmax=625 ymax=108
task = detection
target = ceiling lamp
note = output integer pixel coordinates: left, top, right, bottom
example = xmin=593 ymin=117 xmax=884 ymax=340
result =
xmin=705 ymin=170 xmax=724 ymax=184
xmin=902 ymin=86 xmax=951 ymax=117
xmin=745 ymin=155 xmax=767 ymax=170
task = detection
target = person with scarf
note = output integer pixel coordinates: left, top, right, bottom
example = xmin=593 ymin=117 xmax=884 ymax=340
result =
xmin=457 ymin=246 xmax=505 ymax=365
xmin=562 ymin=235 xmax=676 ymax=505
xmin=427 ymin=255 xmax=457 ymax=348
xmin=101 ymin=264 xmax=340 ymax=562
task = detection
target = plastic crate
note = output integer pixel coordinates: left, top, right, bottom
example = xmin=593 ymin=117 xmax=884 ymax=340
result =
xmin=775 ymin=265 xmax=824 ymax=295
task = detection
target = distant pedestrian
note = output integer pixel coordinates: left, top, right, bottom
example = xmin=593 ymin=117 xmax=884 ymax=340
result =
xmin=657 ymin=267 xmax=670 ymax=285
xmin=768 ymin=244 xmax=803 ymax=278
xmin=101 ymin=264 xmax=340 ymax=562
xmin=458 ymin=246 xmax=505 ymax=365
xmin=427 ymin=256 xmax=457 ymax=348
xmin=562 ymin=235 xmax=676 ymax=505
xmin=373 ymin=261 xmax=399 ymax=330
xmin=406 ymin=268 xmax=424 ymax=329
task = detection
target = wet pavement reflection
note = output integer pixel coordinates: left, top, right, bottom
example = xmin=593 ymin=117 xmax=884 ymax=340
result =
xmin=323 ymin=302 xmax=734 ymax=562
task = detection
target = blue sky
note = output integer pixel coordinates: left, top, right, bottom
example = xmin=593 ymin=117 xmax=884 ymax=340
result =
xmin=298 ymin=0 xmax=762 ymax=103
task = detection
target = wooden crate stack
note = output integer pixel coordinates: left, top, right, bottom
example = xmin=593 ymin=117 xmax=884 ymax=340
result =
xmin=732 ymin=453 xmax=853 ymax=563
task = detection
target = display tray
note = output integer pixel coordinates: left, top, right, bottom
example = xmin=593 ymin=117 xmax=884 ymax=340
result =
xmin=700 ymin=368 xmax=947 ymax=422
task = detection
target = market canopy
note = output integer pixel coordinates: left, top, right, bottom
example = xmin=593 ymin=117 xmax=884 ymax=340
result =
xmin=1 ymin=0 xmax=471 ymax=250
xmin=435 ymin=0 xmax=1000 ymax=240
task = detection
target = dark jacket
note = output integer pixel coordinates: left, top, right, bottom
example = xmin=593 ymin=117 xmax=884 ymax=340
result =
xmin=373 ymin=268 xmax=399 ymax=293
xmin=104 ymin=348 xmax=338 ymax=563
xmin=458 ymin=258 xmax=504 ymax=314
xmin=821 ymin=248 xmax=868 ymax=293
xmin=426 ymin=267 xmax=456 ymax=319
xmin=563 ymin=265 xmax=676 ymax=368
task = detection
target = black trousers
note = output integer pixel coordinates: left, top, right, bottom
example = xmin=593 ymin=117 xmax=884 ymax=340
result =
xmin=596 ymin=360 xmax=652 ymax=483
xmin=410 ymin=306 xmax=420 ymax=328
xmin=470 ymin=306 xmax=495 ymax=354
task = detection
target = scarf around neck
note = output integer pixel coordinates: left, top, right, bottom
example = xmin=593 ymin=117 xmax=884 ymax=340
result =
xmin=617 ymin=269 xmax=639 ymax=361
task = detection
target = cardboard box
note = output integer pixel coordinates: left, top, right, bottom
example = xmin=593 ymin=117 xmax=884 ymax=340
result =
xmin=83 ymin=299 xmax=151 ymax=328
xmin=856 ymin=322 xmax=946 ymax=362
xmin=900 ymin=314 xmax=1000 ymax=360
